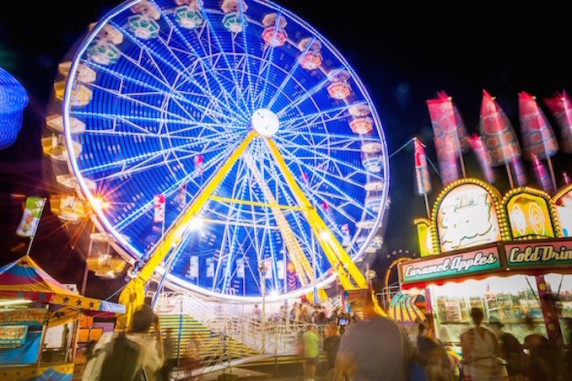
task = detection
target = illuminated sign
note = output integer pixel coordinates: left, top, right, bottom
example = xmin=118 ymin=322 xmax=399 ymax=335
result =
xmin=0 ymin=325 xmax=28 ymax=348
xmin=416 ymin=221 xmax=432 ymax=257
xmin=505 ymin=239 xmax=572 ymax=267
xmin=437 ymin=184 xmax=501 ymax=252
xmin=506 ymin=193 xmax=554 ymax=239
xmin=0 ymin=308 xmax=47 ymax=325
xmin=555 ymin=188 xmax=572 ymax=237
xmin=400 ymin=246 xmax=501 ymax=283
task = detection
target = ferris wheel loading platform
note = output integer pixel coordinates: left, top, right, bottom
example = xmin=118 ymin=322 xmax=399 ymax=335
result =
xmin=152 ymin=291 xmax=339 ymax=378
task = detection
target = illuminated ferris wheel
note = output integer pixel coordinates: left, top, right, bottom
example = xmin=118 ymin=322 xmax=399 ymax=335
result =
xmin=48 ymin=0 xmax=390 ymax=301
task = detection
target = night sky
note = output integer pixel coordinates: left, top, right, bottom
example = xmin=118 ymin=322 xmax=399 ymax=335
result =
xmin=1 ymin=1 xmax=571 ymax=299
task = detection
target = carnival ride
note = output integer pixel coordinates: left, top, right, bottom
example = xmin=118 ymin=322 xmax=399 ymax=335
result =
xmin=43 ymin=0 xmax=390 ymax=328
xmin=0 ymin=67 xmax=28 ymax=150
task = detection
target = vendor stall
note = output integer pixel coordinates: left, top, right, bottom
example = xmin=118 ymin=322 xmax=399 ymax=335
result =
xmin=400 ymin=179 xmax=572 ymax=350
xmin=0 ymin=256 xmax=124 ymax=381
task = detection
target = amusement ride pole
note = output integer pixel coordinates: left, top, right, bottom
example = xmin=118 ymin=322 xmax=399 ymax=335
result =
xmin=259 ymin=262 xmax=267 ymax=353
xmin=311 ymin=230 xmax=317 ymax=305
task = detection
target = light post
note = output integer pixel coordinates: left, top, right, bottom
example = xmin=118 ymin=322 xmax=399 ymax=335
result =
xmin=259 ymin=262 xmax=267 ymax=353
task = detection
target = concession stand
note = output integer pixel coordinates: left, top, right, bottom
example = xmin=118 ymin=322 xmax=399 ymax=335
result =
xmin=399 ymin=179 xmax=572 ymax=350
xmin=0 ymin=256 xmax=124 ymax=381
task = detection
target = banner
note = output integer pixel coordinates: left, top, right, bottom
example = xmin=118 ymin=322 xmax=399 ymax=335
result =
xmin=153 ymin=194 xmax=166 ymax=223
xmin=0 ymin=325 xmax=28 ymax=348
xmin=16 ymin=196 xmax=46 ymax=237
xmin=543 ymin=90 xmax=572 ymax=153
xmin=467 ymin=134 xmax=495 ymax=183
xmin=414 ymin=138 xmax=431 ymax=194
xmin=479 ymin=89 xmax=521 ymax=166
xmin=189 ymin=255 xmax=198 ymax=278
xmin=236 ymin=258 xmax=245 ymax=279
xmin=206 ymin=257 xmax=215 ymax=278
xmin=518 ymin=91 xmax=558 ymax=160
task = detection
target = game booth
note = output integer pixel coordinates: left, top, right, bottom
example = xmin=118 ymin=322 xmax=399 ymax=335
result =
xmin=398 ymin=179 xmax=572 ymax=352
xmin=0 ymin=256 xmax=124 ymax=381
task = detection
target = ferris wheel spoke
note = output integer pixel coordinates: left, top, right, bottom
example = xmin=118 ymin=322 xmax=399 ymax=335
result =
xmin=80 ymin=129 xmax=237 ymax=178
xmin=277 ymin=104 xmax=349 ymax=132
xmin=265 ymin=36 xmax=320 ymax=110
xmin=252 ymin=13 xmax=286 ymax=110
xmin=82 ymin=59 xmax=183 ymax=102
xmin=274 ymin=136 xmax=379 ymax=183
xmin=108 ymin=145 xmax=242 ymax=233
xmin=235 ymin=26 xmax=258 ymax=112
xmin=157 ymin=8 xmax=249 ymax=120
xmin=275 ymin=75 xmax=333 ymax=118
xmin=86 ymin=82 xmax=189 ymax=122
xmin=110 ymin=21 xmax=244 ymax=123
xmin=198 ymin=10 xmax=252 ymax=116
xmin=275 ymin=152 xmax=373 ymax=214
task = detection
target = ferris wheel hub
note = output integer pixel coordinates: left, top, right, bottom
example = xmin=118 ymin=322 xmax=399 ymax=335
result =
xmin=251 ymin=108 xmax=279 ymax=137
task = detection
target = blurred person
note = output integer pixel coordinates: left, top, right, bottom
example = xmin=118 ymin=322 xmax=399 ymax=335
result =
xmin=460 ymin=307 xmax=504 ymax=381
xmin=158 ymin=327 xmax=175 ymax=381
xmin=83 ymin=304 xmax=164 ymax=381
xmin=302 ymin=324 xmax=320 ymax=381
xmin=416 ymin=323 xmax=455 ymax=381
xmin=323 ymin=323 xmax=341 ymax=379
xmin=182 ymin=333 xmax=201 ymax=381
xmin=334 ymin=294 xmax=405 ymax=381
xmin=488 ymin=319 xmax=528 ymax=381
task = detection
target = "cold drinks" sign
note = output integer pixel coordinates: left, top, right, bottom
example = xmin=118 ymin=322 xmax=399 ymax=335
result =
xmin=505 ymin=239 xmax=572 ymax=267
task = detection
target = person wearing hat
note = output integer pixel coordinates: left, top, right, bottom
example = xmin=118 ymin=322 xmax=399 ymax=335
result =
xmin=460 ymin=307 xmax=505 ymax=381
xmin=488 ymin=318 xmax=528 ymax=381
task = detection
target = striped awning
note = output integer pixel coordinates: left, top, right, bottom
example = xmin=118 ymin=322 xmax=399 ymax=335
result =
xmin=388 ymin=291 xmax=425 ymax=323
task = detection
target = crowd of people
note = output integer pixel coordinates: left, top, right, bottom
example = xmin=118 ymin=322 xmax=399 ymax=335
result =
xmin=81 ymin=300 xmax=572 ymax=381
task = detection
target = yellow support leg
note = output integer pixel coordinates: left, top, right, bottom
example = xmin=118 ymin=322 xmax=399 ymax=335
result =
xmin=116 ymin=131 xmax=257 ymax=329
xmin=264 ymin=138 xmax=367 ymax=290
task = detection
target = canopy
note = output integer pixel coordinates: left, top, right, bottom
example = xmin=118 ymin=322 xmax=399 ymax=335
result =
xmin=388 ymin=291 xmax=425 ymax=323
xmin=0 ymin=256 xmax=124 ymax=323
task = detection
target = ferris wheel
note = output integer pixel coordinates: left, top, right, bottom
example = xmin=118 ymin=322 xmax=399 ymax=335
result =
xmin=49 ymin=0 xmax=390 ymax=302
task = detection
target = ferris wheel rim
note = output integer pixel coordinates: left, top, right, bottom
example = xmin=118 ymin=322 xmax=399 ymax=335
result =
xmin=60 ymin=0 xmax=391 ymax=300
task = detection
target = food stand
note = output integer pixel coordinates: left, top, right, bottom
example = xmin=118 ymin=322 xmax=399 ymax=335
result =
xmin=399 ymin=179 xmax=572 ymax=350
xmin=0 ymin=256 xmax=125 ymax=381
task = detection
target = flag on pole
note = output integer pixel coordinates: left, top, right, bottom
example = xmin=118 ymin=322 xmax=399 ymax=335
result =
xmin=531 ymin=154 xmax=555 ymax=194
xmin=16 ymin=196 xmax=46 ymax=238
xmin=434 ymin=135 xmax=460 ymax=186
xmin=153 ymin=194 xmax=166 ymax=223
xmin=426 ymin=92 xmax=467 ymax=184
xmin=236 ymin=258 xmax=245 ymax=279
xmin=510 ymin=156 xmax=527 ymax=187
xmin=426 ymin=91 xmax=469 ymax=154
xmin=544 ymin=90 xmax=572 ymax=153
xmin=413 ymin=138 xmax=431 ymax=194
xmin=518 ymin=91 xmax=558 ymax=160
xmin=467 ymin=134 xmax=495 ymax=183
xmin=479 ymin=89 xmax=521 ymax=166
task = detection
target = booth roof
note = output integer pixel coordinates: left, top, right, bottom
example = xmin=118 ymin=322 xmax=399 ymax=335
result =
xmin=0 ymin=256 xmax=124 ymax=318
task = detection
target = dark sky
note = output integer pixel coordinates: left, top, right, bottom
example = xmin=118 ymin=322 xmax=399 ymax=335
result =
xmin=1 ymin=1 xmax=571 ymax=297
